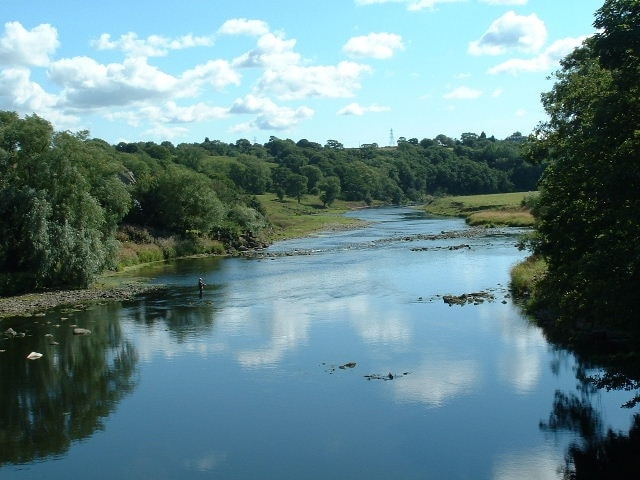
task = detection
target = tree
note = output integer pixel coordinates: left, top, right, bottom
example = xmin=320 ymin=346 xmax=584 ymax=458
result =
xmin=318 ymin=176 xmax=341 ymax=207
xmin=285 ymin=173 xmax=308 ymax=203
xmin=529 ymin=0 xmax=640 ymax=331
xmin=0 ymin=115 xmax=129 ymax=292
xmin=151 ymin=167 xmax=224 ymax=235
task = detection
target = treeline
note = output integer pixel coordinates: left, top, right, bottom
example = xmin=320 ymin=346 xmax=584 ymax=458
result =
xmin=1 ymin=110 xmax=542 ymax=294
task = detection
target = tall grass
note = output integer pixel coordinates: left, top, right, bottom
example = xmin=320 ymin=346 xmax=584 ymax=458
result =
xmin=510 ymin=255 xmax=547 ymax=299
xmin=424 ymin=191 xmax=538 ymax=227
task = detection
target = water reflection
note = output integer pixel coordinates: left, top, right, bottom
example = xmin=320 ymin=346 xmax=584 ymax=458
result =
xmin=541 ymin=391 xmax=640 ymax=478
xmin=1 ymin=208 xmax=637 ymax=479
xmin=0 ymin=303 xmax=137 ymax=466
xmin=394 ymin=357 xmax=479 ymax=407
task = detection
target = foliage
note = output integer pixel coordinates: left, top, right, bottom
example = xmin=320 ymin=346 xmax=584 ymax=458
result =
xmin=527 ymin=0 xmax=640 ymax=332
xmin=0 ymin=114 xmax=130 ymax=293
xmin=2 ymin=106 xmax=546 ymax=294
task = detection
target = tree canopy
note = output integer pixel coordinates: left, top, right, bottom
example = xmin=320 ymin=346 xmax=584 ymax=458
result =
xmin=528 ymin=0 xmax=640 ymax=333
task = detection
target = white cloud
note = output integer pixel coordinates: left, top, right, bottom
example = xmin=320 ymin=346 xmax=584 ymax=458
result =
xmin=50 ymin=56 xmax=179 ymax=108
xmin=488 ymin=35 xmax=587 ymax=74
xmin=143 ymin=123 xmax=190 ymax=140
xmin=179 ymin=59 xmax=241 ymax=95
xmin=92 ymin=31 xmax=215 ymax=58
xmin=0 ymin=21 xmax=59 ymax=67
xmin=343 ymin=32 xmax=404 ymax=59
xmin=230 ymin=94 xmax=314 ymax=131
xmin=218 ymin=18 xmax=269 ymax=36
xmin=48 ymin=54 xmax=240 ymax=110
xmin=444 ymin=86 xmax=483 ymax=99
xmin=337 ymin=102 xmax=390 ymax=115
xmin=0 ymin=67 xmax=55 ymax=109
xmin=232 ymin=32 xmax=300 ymax=69
xmin=256 ymin=61 xmax=372 ymax=100
xmin=0 ymin=66 xmax=80 ymax=130
xmin=469 ymin=11 xmax=547 ymax=56
xmin=140 ymin=101 xmax=229 ymax=124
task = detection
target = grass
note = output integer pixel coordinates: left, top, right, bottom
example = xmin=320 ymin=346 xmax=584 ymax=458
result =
xmin=423 ymin=191 xmax=537 ymax=227
xmin=257 ymin=193 xmax=369 ymax=240
xmin=510 ymin=255 xmax=547 ymax=298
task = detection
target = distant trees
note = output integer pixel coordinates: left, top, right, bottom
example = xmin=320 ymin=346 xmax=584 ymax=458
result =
xmin=1 ymin=107 xmax=545 ymax=294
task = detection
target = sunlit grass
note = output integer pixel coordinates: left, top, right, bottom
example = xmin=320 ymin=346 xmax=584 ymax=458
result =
xmin=424 ymin=191 xmax=538 ymax=227
xmin=256 ymin=193 xmax=369 ymax=240
xmin=510 ymin=255 xmax=547 ymax=298
xmin=467 ymin=209 xmax=534 ymax=227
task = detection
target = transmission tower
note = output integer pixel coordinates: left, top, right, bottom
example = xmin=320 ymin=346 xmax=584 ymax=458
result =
xmin=389 ymin=128 xmax=395 ymax=147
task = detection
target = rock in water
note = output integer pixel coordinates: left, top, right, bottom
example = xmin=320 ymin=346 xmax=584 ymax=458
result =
xmin=26 ymin=351 xmax=43 ymax=360
xmin=73 ymin=327 xmax=92 ymax=335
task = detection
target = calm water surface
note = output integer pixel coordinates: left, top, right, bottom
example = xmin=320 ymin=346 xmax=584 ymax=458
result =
xmin=0 ymin=207 xmax=635 ymax=479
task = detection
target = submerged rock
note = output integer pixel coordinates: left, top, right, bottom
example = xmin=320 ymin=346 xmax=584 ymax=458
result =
xmin=73 ymin=327 xmax=92 ymax=335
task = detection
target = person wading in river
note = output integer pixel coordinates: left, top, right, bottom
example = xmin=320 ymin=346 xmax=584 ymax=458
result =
xmin=198 ymin=277 xmax=206 ymax=296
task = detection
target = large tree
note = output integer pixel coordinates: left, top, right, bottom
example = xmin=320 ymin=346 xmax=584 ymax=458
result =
xmin=0 ymin=113 xmax=131 ymax=293
xmin=530 ymin=0 xmax=640 ymax=331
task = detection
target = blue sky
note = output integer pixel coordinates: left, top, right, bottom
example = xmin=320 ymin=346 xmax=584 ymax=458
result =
xmin=1 ymin=0 xmax=602 ymax=147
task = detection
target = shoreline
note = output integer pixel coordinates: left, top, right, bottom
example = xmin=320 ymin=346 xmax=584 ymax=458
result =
xmin=0 ymin=283 xmax=165 ymax=319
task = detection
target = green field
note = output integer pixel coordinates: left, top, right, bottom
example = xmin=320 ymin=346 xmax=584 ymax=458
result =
xmin=256 ymin=194 xmax=370 ymax=240
xmin=423 ymin=191 xmax=538 ymax=227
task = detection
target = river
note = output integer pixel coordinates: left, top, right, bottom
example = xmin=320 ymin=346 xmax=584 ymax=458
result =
xmin=0 ymin=207 xmax=635 ymax=479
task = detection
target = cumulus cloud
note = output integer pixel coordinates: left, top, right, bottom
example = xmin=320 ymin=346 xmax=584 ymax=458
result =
xmin=180 ymin=59 xmax=241 ymax=94
xmin=232 ymin=32 xmax=300 ymax=69
xmin=49 ymin=56 xmax=178 ymax=108
xmin=0 ymin=18 xmax=374 ymax=139
xmin=140 ymin=101 xmax=229 ymax=124
xmin=488 ymin=35 xmax=588 ymax=74
xmin=469 ymin=11 xmax=547 ymax=56
xmin=92 ymin=31 xmax=215 ymax=57
xmin=256 ymin=61 xmax=372 ymax=100
xmin=337 ymin=102 xmax=390 ymax=115
xmin=443 ymin=86 xmax=483 ymax=99
xmin=230 ymin=94 xmax=314 ymax=131
xmin=0 ymin=21 xmax=59 ymax=67
xmin=47 ymin=54 xmax=240 ymax=110
xmin=218 ymin=18 xmax=269 ymax=36
xmin=343 ymin=32 xmax=404 ymax=59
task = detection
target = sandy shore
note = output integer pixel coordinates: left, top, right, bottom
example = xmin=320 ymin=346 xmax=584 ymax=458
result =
xmin=0 ymin=283 xmax=165 ymax=318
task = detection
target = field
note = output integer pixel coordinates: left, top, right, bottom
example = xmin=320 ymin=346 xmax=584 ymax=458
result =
xmin=423 ymin=191 xmax=538 ymax=227
xmin=256 ymin=194 xmax=370 ymax=240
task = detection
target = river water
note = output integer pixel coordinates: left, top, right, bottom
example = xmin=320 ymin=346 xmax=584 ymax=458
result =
xmin=0 ymin=207 xmax=635 ymax=479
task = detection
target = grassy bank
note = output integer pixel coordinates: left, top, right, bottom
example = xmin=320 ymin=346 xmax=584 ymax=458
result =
xmin=510 ymin=255 xmax=547 ymax=300
xmin=256 ymin=193 xmax=370 ymax=240
xmin=423 ymin=191 xmax=537 ymax=227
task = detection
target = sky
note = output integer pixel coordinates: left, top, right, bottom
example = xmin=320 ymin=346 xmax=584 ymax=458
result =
xmin=1 ymin=0 xmax=604 ymax=147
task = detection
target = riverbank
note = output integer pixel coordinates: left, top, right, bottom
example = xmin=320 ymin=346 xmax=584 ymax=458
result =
xmin=1 ymin=192 xmax=532 ymax=319
xmin=0 ymin=283 xmax=168 ymax=319
xmin=1 ymin=195 xmax=368 ymax=319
